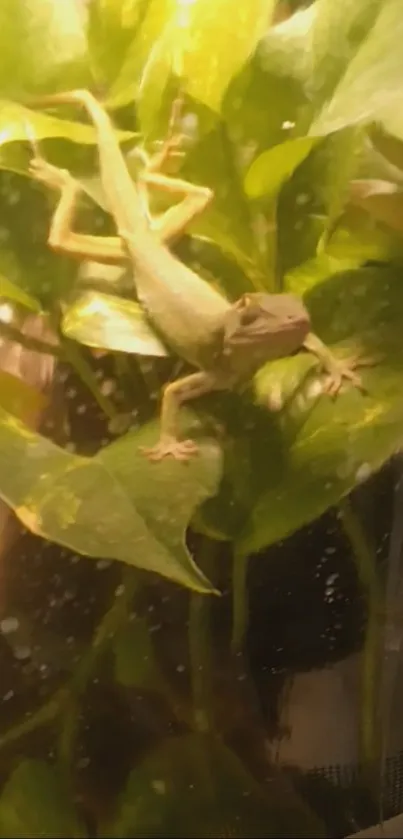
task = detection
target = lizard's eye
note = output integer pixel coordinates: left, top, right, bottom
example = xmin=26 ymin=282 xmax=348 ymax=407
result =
xmin=240 ymin=308 xmax=259 ymax=326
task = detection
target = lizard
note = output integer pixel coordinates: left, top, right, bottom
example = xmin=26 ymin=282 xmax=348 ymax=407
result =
xmin=28 ymin=89 xmax=368 ymax=461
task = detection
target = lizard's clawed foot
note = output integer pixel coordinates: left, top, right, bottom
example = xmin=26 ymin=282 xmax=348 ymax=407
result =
xmin=152 ymin=133 xmax=186 ymax=166
xmin=29 ymin=158 xmax=71 ymax=191
xmin=141 ymin=436 xmax=199 ymax=462
xmin=322 ymin=354 xmax=376 ymax=397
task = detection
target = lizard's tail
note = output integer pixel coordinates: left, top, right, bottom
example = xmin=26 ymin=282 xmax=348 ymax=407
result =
xmin=29 ymin=89 xmax=150 ymax=236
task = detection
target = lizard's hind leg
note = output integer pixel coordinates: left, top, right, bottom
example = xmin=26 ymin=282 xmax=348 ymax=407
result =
xmin=29 ymin=158 xmax=126 ymax=264
xmin=138 ymin=127 xmax=213 ymax=245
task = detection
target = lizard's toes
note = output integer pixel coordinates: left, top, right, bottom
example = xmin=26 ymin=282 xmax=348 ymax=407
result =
xmin=166 ymin=133 xmax=186 ymax=153
xmin=140 ymin=438 xmax=199 ymax=462
xmin=323 ymin=359 xmax=365 ymax=397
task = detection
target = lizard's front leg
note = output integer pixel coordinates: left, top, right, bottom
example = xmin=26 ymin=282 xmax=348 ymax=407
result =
xmin=303 ymin=332 xmax=373 ymax=395
xmin=141 ymin=371 xmax=219 ymax=462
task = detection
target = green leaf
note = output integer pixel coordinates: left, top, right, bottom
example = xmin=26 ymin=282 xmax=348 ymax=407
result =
xmin=0 ymin=759 xmax=86 ymax=838
xmin=0 ymin=272 xmax=40 ymax=310
xmin=180 ymin=122 xmax=262 ymax=283
xmin=276 ymin=129 xmax=364 ymax=277
xmin=104 ymin=734 xmax=325 ymax=838
xmin=0 ymin=173 xmax=76 ymax=305
xmin=160 ymin=0 xmax=275 ymax=112
xmin=285 ymin=253 xmax=362 ymax=296
xmin=224 ymin=0 xmax=380 ymax=155
xmin=0 ymin=0 xmax=90 ymax=99
xmin=223 ymin=10 xmax=312 ymax=155
xmin=311 ymin=0 xmax=403 ymax=136
xmin=308 ymin=0 xmax=381 ymax=108
xmin=88 ymin=0 xmax=151 ymax=91
xmin=107 ymin=0 xmax=174 ymax=107
xmin=113 ymin=0 xmax=276 ymax=112
xmin=62 ymin=291 xmax=168 ymax=356
xmin=348 ymin=179 xmax=403 ymax=236
xmin=0 ymin=101 xmax=135 ymax=156
xmin=244 ymin=136 xmax=318 ymax=199
xmin=114 ymin=618 xmax=161 ymax=688
xmin=327 ymin=206 xmax=403 ymax=264
xmin=198 ymin=265 xmax=403 ymax=552
xmin=0 ymin=409 xmax=222 ymax=592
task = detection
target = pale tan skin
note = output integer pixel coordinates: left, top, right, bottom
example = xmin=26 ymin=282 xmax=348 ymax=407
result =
xmin=29 ymin=90 xmax=367 ymax=461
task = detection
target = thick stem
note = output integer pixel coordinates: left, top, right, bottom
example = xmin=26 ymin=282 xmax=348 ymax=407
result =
xmin=188 ymin=538 xmax=219 ymax=733
xmin=231 ymin=548 xmax=249 ymax=652
xmin=339 ymin=497 xmax=382 ymax=776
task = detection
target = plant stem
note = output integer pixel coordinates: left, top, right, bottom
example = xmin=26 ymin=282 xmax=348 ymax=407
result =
xmin=188 ymin=538 xmax=218 ymax=733
xmin=0 ymin=688 xmax=67 ymax=750
xmin=57 ymin=566 xmax=138 ymax=768
xmin=339 ymin=497 xmax=382 ymax=773
xmin=0 ymin=563 xmax=198 ymax=765
xmin=231 ymin=548 xmax=249 ymax=652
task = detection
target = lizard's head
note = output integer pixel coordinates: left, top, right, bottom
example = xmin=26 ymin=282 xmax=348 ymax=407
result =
xmin=223 ymin=292 xmax=310 ymax=361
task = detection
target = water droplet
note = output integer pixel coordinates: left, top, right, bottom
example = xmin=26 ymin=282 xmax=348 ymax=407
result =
xmin=14 ymin=645 xmax=31 ymax=660
xmin=0 ymin=616 xmax=19 ymax=634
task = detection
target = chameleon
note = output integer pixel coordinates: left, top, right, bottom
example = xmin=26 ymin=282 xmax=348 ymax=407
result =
xmin=28 ymin=90 xmax=367 ymax=461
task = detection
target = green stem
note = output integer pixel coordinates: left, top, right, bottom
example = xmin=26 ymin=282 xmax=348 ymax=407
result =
xmin=0 ymin=565 xmax=194 ymax=760
xmin=57 ymin=566 xmax=138 ymax=768
xmin=0 ymin=688 xmax=67 ymax=750
xmin=231 ymin=548 xmax=249 ymax=652
xmin=188 ymin=538 xmax=218 ymax=733
xmin=339 ymin=497 xmax=382 ymax=774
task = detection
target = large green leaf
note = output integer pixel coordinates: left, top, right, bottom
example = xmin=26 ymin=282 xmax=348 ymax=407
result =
xmin=62 ymin=290 xmax=168 ymax=356
xmin=151 ymin=0 xmax=275 ymax=112
xmin=285 ymin=253 xmax=362 ymax=296
xmin=0 ymin=409 xmax=222 ymax=592
xmin=197 ymin=265 xmax=403 ymax=552
xmin=87 ymin=0 xmax=151 ymax=91
xmin=0 ymin=0 xmax=90 ymax=99
xmin=224 ymin=0 xmax=381 ymax=156
xmin=276 ymin=129 xmax=364 ymax=277
xmin=307 ymin=0 xmax=381 ymax=108
xmin=0 ymin=101 xmax=135 ymax=166
xmin=244 ymin=136 xmax=318 ymax=199
xmin=112 ymin=0 xmax=276 ymax=112
xmin=311 ymin=0 xmax=403 ymax=136
xmin=0 ymin=172 xmax=76 ymax=304
xmin=0 ymin=760 xmax=86 ymax=838
xmin=326 ymin=206 xmax=403 ymax=265
xmin=179 ymin=122 xmax=263 ymax=285
xmin=106 ymin=0 xmax=175 ymax=107
xmin=223 ymin=9 xmax=313 ymax=156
